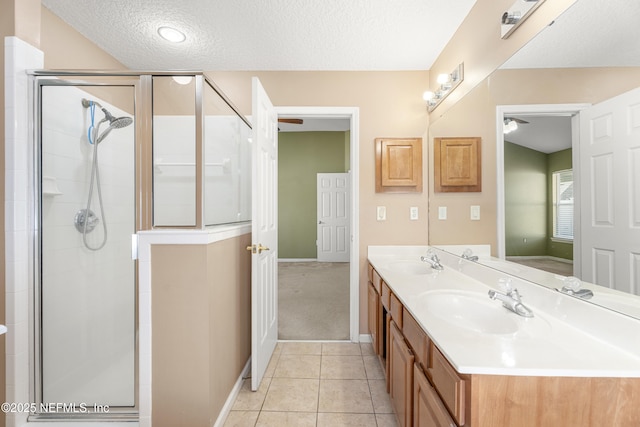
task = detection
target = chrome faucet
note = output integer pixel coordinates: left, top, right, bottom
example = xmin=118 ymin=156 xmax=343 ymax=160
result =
xmin=461 ymin=248 xmax=479 ymax=262
xmin=420 ymin=251 xmax=444 ymax=270
xmin=488 ymin=287 xmax=534 ymax=317
xmin=558 ymin=276 xmax=593 ymax=299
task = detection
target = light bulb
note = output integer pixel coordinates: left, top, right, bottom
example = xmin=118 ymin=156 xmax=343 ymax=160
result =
xmin=423 ymin=91 xmax=435 ymax=102
xmin=172 ymin=76 xmax=193 ymax=85
xmin=437 ymin=74 xmax=451 ymax=85
xmin=158 ymin=26 xmax=186 ymax=43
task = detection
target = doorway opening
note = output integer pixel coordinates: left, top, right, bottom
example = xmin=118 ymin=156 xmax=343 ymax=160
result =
xmin=496 ymin=104 xmax=588 ymax=276
xmin=275 ymin=107 xmax=359 ymax=342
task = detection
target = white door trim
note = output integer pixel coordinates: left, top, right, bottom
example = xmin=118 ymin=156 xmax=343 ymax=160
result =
xmin=495 ymin=104 xmax=590 ymax=266
xmin=276 ymin=106 xmax=360 ymax=343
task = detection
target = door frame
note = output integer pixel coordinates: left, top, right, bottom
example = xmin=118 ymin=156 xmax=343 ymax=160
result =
xmin=495 ymin=103 xmax=589 ymax=273
xmin=276 ymin=106 xmax=360 ymax=342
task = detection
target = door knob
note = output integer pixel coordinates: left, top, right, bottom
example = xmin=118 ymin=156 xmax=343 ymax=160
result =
xmin=246 ymin=244 xmax=270 ymax=254
xmin=318 ymin=220 xmax=325 ymax=224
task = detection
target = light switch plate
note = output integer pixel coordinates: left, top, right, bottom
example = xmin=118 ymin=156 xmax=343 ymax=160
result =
xmin=377 ymin=206 xmax=386 ymax=221
xmin=438 ymin=206 xmax=447 ymax=220
xmin=410 ymin=207 xmax=419 ymax=220
xmin=470 ymin=205 xmax=480 ymax=220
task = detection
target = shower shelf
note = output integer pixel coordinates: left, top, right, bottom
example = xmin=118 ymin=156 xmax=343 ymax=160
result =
xmin=42 ymin=176 xmax=63 ymax=196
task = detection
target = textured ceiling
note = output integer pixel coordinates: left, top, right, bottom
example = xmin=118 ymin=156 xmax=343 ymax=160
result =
xmin=42 ymin=0 xmax=477 ymax=71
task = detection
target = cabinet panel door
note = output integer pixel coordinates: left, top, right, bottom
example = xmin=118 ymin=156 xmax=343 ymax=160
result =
xmin=368 ymin=282 xmax=380 ymax=355
xmin=414 ymin=364 xmax=457 ymax=427
xmin=390 ymin=320 xmax=415 ymax=427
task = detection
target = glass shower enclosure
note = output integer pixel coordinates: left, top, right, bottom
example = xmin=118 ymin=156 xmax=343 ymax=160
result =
xmin=34 ymin=77 xmax=138 ymax=419
xmin=29 ymin=71 xmax=252 ymax=421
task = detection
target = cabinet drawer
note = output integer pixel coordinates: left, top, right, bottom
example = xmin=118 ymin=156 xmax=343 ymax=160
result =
xmin=414 ymin=364 xmax=457 ymax=427
xmin=372 ymin=268 xmax=382 ymax=294
xmin=381 ymin=281 xmax=391 ymax=310
xmin=428 ymin=346 xmax=466 ymax=426
xmin=402 ymin=308 xmax=429 ymax=369
xmin=390 ymin=293 xmax=403 ymax=328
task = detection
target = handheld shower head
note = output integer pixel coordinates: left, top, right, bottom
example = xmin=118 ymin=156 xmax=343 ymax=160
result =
xmin=82 ymin=98 xmax=133 ymax=143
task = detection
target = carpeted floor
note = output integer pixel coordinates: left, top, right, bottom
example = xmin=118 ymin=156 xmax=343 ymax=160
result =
xmin=278 ymin=262 xmax=350 ymax=341
xmin=507 ymin=257 xmax=574 ymax=276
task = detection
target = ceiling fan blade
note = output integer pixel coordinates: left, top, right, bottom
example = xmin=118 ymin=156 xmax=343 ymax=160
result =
xmin=278 ymin=118 xmax=303 ymax=124
xmin=505 ymin=117 xmax=529 ymax=124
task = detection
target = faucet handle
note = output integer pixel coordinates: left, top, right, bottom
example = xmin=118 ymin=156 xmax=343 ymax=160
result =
xmin=498 ymin=277 xmax=513 ymax=293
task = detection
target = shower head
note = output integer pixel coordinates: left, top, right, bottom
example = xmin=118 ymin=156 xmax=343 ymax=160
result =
xmin=82 ymin=98 xmax=133 ymax=143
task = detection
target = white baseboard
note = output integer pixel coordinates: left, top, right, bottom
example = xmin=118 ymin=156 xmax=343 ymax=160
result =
xmin=278 ymin=258 xmax=317 ymax=262
xmin=359 ymin=334 xmax=372 ymax=343
xmin=507 ymin=255 xmax=573 ymax=264
xmin=213 ymin=357 xmax=251 ymax=427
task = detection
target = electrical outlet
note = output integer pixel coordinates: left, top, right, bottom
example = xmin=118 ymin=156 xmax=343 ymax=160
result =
xmin=410 ymin=207 xmax=419 ymax=220
xmin=377 ymin=206 xmax=386 ymax=221
xmin=438 ymin=206 xmax=447 ymax=220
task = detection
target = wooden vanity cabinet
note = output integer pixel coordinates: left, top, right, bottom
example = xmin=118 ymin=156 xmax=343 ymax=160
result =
xmin=390 ymin=320 xmax=414 ymax=427
xmin=368 ymin=282 xmax=382 ymax=355
xmin=414 ymin=364 xmax=457 ymax=427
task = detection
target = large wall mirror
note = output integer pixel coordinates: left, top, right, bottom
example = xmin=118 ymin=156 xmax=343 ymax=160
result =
xmin=430 ymin=0 xmax=640 ymax=319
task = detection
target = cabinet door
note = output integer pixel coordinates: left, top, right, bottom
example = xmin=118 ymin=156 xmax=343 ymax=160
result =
xmin=414 ymin=364 xmax=457 ymax=427
xmin=390 ymin=320 xmax=414 ymax=427
xmin=368 ymin=282 xmax=380 ymax=355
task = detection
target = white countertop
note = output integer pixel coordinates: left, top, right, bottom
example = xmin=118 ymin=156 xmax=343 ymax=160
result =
xmin=368 ymin=245 xmax=640 ymax=378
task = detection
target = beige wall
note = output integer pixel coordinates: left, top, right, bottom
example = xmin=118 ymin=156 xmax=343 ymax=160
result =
xmin=428 ymin=67 xmax=640 ymax=252
xmin=151 ymin=234 xmax=251 ymax=426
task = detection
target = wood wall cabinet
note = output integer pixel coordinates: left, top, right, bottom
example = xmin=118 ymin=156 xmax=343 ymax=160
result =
xmin=414 ymin=363 xmax=457 ymax=427
xmin=375 ymin=138 xmax=423 ymax=193
xmin=434 ymin=137 xmax=481 ymax=192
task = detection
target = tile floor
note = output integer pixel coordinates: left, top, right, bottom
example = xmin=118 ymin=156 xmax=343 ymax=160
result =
xmin=224 ymin=342 xmax=399 ymax=427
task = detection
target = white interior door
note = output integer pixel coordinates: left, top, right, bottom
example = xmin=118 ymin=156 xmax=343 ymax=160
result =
xmin=317 ymin=173 xmax=350 ymax=262
xmin=250 ymin=77 xmax=279 ymax=390
xmin=579 ymin=87 xmax=640 ymax=295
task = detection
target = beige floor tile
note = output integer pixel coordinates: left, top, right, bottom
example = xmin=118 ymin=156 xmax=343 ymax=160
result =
xmin=318 ymin=379 xmax=373 ymax=413
xmin=369 ymin=379 xmax=394 ymax=413
xmin=321 ymin=355 xmax=367 ymax=379
xmin=256 ymin=411 xmax=317 ymax=427
xmin=363 ymin=355 xmax=385 ymax=379
xmin=317 ymin=412 xmax=377 ymax=427
xmin=231 ymin=377 xmax=271 ymax=411
xmin=262 ymin=378 xmax=320 ymax=412
xmin=360 ymin=342 xmax=376 ymax=356
xmin=322 ymin=342 xmax=362 ymax=355
xmin=280 ymin=341 xmax=323 ymax=355
xmin=273 ymin=355 xmax=321 ymax=378
xmin=263 ymin=351 xmax=281 ymax=378
xmin=376 ymin=413 xmax=400 ymax=427
xmin=223 ymin=410 xmax=260 ymax=427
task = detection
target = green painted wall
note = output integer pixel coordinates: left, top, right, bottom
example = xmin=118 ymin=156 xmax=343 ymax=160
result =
xmin=278 ymin=131 xmax=348 ymax=259
xmin=504 ymin=142 xmax=548 ymax=256
xmin=547 ymin=148 xmax=573 ymax=260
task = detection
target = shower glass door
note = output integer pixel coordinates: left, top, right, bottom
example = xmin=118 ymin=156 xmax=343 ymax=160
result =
xmin=37 ymin=80 xmax=137 ymax=414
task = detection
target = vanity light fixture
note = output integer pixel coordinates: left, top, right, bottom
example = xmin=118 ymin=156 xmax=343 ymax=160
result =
xmin=158 ymin=26 xmax=186 ymax=43
xmin=423 ymin=63 xmax=464 ymax=112
xmin=501 ymin=0 xmax=546 ymax=39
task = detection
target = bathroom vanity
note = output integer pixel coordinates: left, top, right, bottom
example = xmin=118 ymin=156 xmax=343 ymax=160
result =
xmin=368 ymin=246 xmax=640 ymax=427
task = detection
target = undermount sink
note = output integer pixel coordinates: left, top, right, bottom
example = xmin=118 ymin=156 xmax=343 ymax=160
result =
xmin=385 ymin=260 xmax=432 ymax=275
xmin=419 ymin=290 xmax=522 ymax=335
